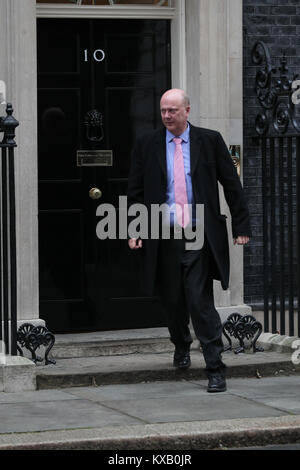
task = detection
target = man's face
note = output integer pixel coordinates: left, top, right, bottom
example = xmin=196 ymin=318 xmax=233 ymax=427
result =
xmin=160 ymin=93 xmax=190 ymax=136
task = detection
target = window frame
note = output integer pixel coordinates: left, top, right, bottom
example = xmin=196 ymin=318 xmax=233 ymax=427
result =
xmin=36 ymin=1 xmax=175 ymax=19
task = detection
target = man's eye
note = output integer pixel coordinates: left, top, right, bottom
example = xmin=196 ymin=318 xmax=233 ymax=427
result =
xmin=161 ymin=109 xmax=177 ymax=114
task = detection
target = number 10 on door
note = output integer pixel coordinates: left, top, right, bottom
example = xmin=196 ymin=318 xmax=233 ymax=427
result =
xmin=84 ymin=49 xmax=106 ymax=62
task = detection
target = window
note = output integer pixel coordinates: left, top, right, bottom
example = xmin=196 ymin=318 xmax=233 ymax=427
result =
xmin=36 ymin=0 xmax=171 ymax=6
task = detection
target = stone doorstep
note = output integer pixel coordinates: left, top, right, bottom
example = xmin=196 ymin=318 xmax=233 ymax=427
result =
xmin=0 ymin=416 xmax=300 ymax=450
xmin=49 ymin=328 xmax=171 ymax=359
xmin=51 ymin=327 xmax=198 ymax=358
xmin=4 ymin=330 xmax=300 ymax=393
xmin=48 ymin=330 xmax=300 ymax=359
xmin=52 ymin=337 xmax=175 ymax=359
xmin=36 ymin=362 xmax=299 ymax=391
xmin=43 ymin=303 xmax=253 ymax=359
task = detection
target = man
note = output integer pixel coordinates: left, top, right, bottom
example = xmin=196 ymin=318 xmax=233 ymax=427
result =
xmin=127 ymin=89 xmax=251 ymax=393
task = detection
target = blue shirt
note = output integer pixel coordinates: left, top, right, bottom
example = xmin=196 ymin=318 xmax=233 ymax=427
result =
xmin=165 ymin=124 xmax=195 ymax=226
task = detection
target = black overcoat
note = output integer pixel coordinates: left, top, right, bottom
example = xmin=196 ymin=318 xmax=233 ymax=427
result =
xmin=127 ymin=123 xmax=251 ymax=296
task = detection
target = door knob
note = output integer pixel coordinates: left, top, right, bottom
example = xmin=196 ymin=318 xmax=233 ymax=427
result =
xmin=89 ymin=187 xmax=102 ymax=200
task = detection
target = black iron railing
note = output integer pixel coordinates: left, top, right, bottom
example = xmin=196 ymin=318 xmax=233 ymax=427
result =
xmin=252 ymin=41 xmax=300 ymax=336
xmin=0 ymin=103 xmax=19 ymax=355
xmin=260 ymin=136 xmax=299 ymax=336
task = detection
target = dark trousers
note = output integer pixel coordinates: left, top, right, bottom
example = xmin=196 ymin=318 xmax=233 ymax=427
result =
xmin=157 ymin=236 xmax=226 ymax=377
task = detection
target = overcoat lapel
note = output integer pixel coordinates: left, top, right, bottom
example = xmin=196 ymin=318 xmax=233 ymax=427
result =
xmin=190 ymin=125 xmax=203 ymax=176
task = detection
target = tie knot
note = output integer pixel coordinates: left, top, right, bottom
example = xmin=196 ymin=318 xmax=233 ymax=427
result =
xmin=173 ymin=137 xmax=182 ymax=146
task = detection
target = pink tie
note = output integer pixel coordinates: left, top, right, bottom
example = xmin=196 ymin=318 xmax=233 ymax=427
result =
xmin=173 ymin=137 xmax=190 ymax=228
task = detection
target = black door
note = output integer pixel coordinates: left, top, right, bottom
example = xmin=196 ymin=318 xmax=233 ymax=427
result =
xmin=37 ymin=19 xmax=171 ymax=333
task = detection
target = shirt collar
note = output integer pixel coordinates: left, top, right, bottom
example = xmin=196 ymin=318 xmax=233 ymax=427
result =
xmin=166 ymin=122 xmax=190 ymax=144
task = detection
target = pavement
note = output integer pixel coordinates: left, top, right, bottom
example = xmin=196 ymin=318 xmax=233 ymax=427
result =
xmin=1 ymin=327 xmax=300 ymax=451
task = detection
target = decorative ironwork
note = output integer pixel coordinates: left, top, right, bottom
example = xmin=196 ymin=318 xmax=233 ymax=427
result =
xmin=0 ymin=103 xmax=19 ymax=146
xmin=251 ymin=42 xmax=300 ymax=336
xmin=252 ymin=41 xmax=300 ymax=136
xmin=222 ymin=313 xmax=264 ymax=354
xmin=17 ymin=323 xmax=56 ymax=365
xmin=229 ymin=145 xmax=241 ymax=177
xmin=84 ymin=109 xmax=104 ymax=143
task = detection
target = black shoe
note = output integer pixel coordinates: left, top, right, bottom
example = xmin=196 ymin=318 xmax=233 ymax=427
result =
xmin=207 ymin=374 xmax=226 ymax=393
xmin=173 ymin=348 xmax=191 ymax=370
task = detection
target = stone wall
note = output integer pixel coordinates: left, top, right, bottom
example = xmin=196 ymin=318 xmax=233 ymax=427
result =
xmin=0 ymin=0 xmax=40 ymax=323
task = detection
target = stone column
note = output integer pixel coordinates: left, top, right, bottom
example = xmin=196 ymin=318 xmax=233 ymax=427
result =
xmin=185 ymin=0 xmax=251 ymax=319
xmin=0 ymin=0 xmax=41 ymax=326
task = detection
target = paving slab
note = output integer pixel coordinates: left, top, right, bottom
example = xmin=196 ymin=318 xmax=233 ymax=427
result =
xmin=2 ymin=334 xmax=300 ymax=450
xmin=0 ymin=389 xmax=83 ymax=404
xmin=0 ymin=397 xmax=142 ymax=434
xmin=61 ymin=379 xmax=288 ymax=423
xmin=253 ymin=397 xmax=300 ymax=414
xmin=63 ymin=380 xmax=204 ymax=401
xmin=97 ymin=394 xmax=286 ymax=423
xmin=190 ymin=375 xmax=300 ymax=400
xmin=0 ymin=376 xmax=299 ymax=439
xmin=76 ymin=376 xmax=296 ymax=422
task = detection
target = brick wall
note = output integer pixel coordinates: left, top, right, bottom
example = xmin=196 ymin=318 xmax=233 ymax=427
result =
xmin=243 ymin=0 xmax=300 ymax=308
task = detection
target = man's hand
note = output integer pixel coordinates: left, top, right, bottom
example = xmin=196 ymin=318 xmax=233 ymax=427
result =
xmin=128 ymin=238 xmax=143 ymax=250
xmin=234 ymin=236 xmax=250 ymax=245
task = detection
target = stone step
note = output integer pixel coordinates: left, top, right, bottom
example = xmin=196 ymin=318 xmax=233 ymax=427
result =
xmin=22 ymin=310 xmax=268 ymax=360
xmin=47 ymin=323 xmax=257 ymax=359
xmin=35 ymin=349 xmax=299 ymax=390
xmin=52 ymin=328 xmax=178 ymax=359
